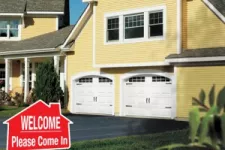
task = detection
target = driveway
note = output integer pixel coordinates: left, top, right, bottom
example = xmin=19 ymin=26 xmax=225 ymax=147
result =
xmin=0 ymin=115 xmax=188 ymax=148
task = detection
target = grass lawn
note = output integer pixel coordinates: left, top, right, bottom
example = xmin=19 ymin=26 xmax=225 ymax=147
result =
xmin=69 ymin=129 xmax=190 ymax=150
xmin=0 ymin=105 xmax=71 ymax=118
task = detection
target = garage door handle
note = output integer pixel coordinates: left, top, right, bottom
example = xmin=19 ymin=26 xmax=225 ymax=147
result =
xmin=165 ymin=107 xmax=172 ymax=109
xmin=126 ymin=105 xmax=132 ymax=107
xmin=110 ymin=105 xmax=113 ymax=106
xmin=76 ymin=103 xmax=82 ymax=105
xmin=146 ymin=98 xmax=150 ymax=104
xmin=126 ymin=83 xmax=132 ymax=85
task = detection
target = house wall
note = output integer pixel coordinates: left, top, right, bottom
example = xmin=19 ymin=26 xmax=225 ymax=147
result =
xmin=186 ymin=0 xmax=225 ymax=49
xmin=22 ymin=16 xmax=57 ymax=40
xmin=95 ymin=0 xmax=178 ymax=65
xmin=176 ymin=66 xmax=225 ymax=119
xmin=66 ymin=12 xmax=174 ymax=115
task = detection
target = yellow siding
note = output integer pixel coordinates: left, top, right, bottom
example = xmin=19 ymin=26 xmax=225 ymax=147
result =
xmin=186 ymin=0 xmax=225 ymax=49
xmin=22 ymin=17 xmax=57 ymax=40
xmin=177 ymin=66 xmax=225 ymax=119
xmin=182 ymin=0 xmax=187 ymax=49
xmin=95 ymin=0 xmax=177 ymax=65
xmin=12 ymin=60 xmax=22 ymax=94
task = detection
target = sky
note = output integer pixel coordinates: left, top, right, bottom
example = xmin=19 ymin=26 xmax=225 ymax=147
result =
xmin=69 ymin=0 xmax=88 ymax=25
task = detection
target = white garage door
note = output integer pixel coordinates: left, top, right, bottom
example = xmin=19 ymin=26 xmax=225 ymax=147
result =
xmin=74 ymin=76 xmax=114 ymax=115
xmin=123 ymin=75 xmax=173 ymax=118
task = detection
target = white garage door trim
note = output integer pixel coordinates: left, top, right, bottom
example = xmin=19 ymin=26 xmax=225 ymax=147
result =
xmin=71 ymin=71 xmax=115 ymax=115
xmin=120 ymin=69 xmax=176 ymax=119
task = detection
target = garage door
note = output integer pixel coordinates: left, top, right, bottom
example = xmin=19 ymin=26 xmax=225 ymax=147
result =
xmin=74 ymin=76 xmax=114 ymax=115
xmin=123 ymin=75 xmax=173 ymax=118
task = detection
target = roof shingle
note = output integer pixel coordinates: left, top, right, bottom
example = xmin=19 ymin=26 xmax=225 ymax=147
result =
xmin=208 ymin=0 xmax=225 ymax=17
xmin=0 ymin=25 xmax=74 ymax=55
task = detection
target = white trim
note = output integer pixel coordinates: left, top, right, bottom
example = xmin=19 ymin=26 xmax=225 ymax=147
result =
xmin=0 ymin=13 xmax=24 ymax=16
xmin=62 ymin=4 xmax=92 ymax=48
xmin=119 ymin=69 xmax=175 ymax=119
xmin=177 ymin=0 xmax=182 ymax=54
xmin=0 ymin=48 xmax=57 ymax=55
xmin=26 ymin=11 xmax=64 ymax=15
xmin=31 ymin=62 xmax=35 ymax=89
xmin=104 ymin=5 xmax=166 ymax=45
xmin=24 ymin=57 xmax=30 ymax=102
xmin=9 ymin=61 xmax=12 ymax=91
xmin=70 ymin=71 xmax=115 ymax=116
xmin=20 ymin=61 xmax=23 ymax=87
xmin=166 ymin=56 xmax=225 ymax=63
xmin=4 ymin=52 xmax=61 ymax=60
xmin=172 ymin=67 xmax=177 ymax=119
xmin=64 ymin=56 xmax=68 ymax=107
xmin=203 ymin=0 xmax=225 ymax=23
xmin=94 ymin=61 xmax=170 ymax=68
xmin=56 ymin=16 xmax=59 ymax=30
xmin=93 ymin=4 xmax=96 ymax=67
xmin=5 ymin=59 xmax=10 ymax=92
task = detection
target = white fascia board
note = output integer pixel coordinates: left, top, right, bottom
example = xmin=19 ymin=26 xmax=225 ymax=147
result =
xmin=202 ymin=0 xmax=225 ymax=23
xmin=94 ymin=62 xmax=170 ymax=68
xmin=61 ymin=4 xmax=92 ymax=49
xmin=166 ymin=56 xmax=225 ymax=63
xmin=83 ymin=0 xmax=97 ymax=2
xmin=0 ymin=48 xmax=58 ymax=56
xmin=0 ymin=13 xmax=24 ymax=16
xmin=26 ymin=11 xmax=64 ymax=15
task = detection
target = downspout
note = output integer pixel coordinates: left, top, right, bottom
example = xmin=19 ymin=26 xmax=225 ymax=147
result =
xmin=177 ymin=0 xmax=182 ymax=54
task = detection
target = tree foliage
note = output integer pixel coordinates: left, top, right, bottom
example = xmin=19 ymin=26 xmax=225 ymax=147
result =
xmin=32 ymin=60 xmax=63 ymax=104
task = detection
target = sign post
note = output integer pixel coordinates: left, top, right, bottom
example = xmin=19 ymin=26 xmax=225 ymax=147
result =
xmin=3 ymin=100 xmax=73 ymax=150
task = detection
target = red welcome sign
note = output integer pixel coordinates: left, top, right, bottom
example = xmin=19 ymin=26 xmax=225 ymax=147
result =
xmin=3 ymin=100 xmax=73 ymax=150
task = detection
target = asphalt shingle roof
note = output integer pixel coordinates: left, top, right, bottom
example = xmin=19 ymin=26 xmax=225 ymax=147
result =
xmin=0 ymin=25 xmax=74 ymax=54
xmin=166 ymin=47 xmax=225 ymax=59
xmin=0 ymin=0 xmax=65 ymax=13
xmin=208 ymin=0 xmax=225 ymax=17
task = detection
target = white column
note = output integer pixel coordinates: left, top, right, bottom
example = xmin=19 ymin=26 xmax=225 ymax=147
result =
xmin=24 ymin=57 xmax=30 ymax=103
xmin=5 ymin=59 xmax=10 ymax=92
xmin=60 ymin=57 xmax=65 ymax=92
xmin=177 ymin=0 xmax=182 ymax=54
xmin=54 ymin=56 xmax=60 ymax=74
xmin=31 ymin=62 xmax=35 ymax=89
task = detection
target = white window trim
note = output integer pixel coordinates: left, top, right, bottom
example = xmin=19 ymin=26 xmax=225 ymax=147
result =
xmin=0 ymin=18 xmax=22 ymax=41
xmin=104 ymin=5 xmax=167 ymax=45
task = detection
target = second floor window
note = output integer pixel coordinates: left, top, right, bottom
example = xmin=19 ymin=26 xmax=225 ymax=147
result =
xmin=0 ymin=20 xmax=19 ymax=40
xmin=125 ymin=13 xmax=144 ymax=39
xmin=149 ymin=12 xmax=163 ymax=37
xmin=107 ymin=17 xmax=119 ymax=41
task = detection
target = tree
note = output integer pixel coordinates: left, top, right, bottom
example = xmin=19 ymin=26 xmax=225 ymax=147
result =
xmin=32 ymin=60 xmax=63 ymax=104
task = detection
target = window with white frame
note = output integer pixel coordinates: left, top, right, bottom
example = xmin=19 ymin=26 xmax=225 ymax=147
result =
xmin=0 ymin=19 xmax=20 ymax=40
xmin=22 ymin=63 xmax=32 ymax=90
xmin=0 ymin=64 xmax=5 ymax=88
xmin=149 ymin=11 xmax=163 ymax=37
xmin=125 ymin=13 xmax=144 ymax=39
xmin=107 ymin=17 xmax=119 ymax=41
xmin=105 ymin=6 xmax=165 ymax=43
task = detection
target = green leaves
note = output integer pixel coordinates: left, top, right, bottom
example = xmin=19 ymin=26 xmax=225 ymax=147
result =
xmin=189 ymin=107 xmax=201 ymax=142
xmin=199 ymin=89 xmax=206 ymax=105
xmin=217 ymin=86 xmax=225 ymax=113
xmin=209 ymin=85 xmax=215 ymax=107
xmin=221 ymin=114 xmax=225 ymax=147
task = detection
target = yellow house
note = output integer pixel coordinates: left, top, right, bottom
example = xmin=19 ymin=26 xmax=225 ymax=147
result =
xmin=0 ymin=0 xmax=71 ymax=102
xmin=61 ymin=0 xmax=225 ymax=121
xmin=2 ymin=0 xmax=225 ymax=121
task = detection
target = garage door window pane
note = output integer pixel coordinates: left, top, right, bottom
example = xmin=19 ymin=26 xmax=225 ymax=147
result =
xmin=79 ymin=78 xmax=93 ymax=83
xmin=99 ymin=77 xmax=112 ymax=83
xmin=125 ymin=13 xmax=144 ymax=39
xmin=129 ymin=77 xmax=145 ymax=82
xmin=152 ymin=76 xmax=170 ymax=82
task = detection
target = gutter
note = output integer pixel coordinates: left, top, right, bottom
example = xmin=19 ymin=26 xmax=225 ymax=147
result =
xmin=0 ymin=48 xmax=59 ymax=56
xmin=166 ymin=56 xmax=225 ymax=63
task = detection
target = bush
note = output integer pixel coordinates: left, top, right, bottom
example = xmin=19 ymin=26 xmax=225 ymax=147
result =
xmin=0 ymin=90 xmax=14 ymax=106
xmin=32 ymin=60 xmax=64 ymax=104
xmin=13 ymin=92 xmax=24 ymax=107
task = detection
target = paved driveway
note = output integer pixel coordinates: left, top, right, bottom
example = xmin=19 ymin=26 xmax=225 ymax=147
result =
xmin=0 ymin=115 xmax=188 ymax=148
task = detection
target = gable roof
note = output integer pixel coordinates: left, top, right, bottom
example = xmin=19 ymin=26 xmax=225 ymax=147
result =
xmin=0 ymin=0 xmax=65 ymax=14
xmin=203 ymin=0 xmax=225 ymax=23
xmin=0 ymin=25 xmax=74 ymax=55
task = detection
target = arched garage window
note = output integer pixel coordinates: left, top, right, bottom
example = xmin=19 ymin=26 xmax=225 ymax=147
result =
xmin=128 ymin=76 xmax=145 ymax=82
xmin=99 ymin=77 xmax=112 ymax=83
xmin=78 ymin=78 xmax=93 ymax=83
xmin=152 ymin=76 xmax=171 ymax=82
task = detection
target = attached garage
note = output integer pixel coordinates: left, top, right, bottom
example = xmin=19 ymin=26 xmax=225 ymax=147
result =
xmin=71 ymin=72 xmax=114 ymax=115
xmin=121 ymin=70 xmax=176 ymax=119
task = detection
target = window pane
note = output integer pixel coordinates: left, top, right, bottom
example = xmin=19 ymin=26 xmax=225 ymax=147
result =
xmin=9 ymin=29 xmax=18 ymax=37
xmin=149 ymin=24 xmax=163 ymax=37
xmin=108 ymin=29 xmax=119 ymax=41
xmin=10 ymin=20 xmax=19 ymax=29
xmin=125 ymin=27 xmax=144 ymax=39
xmin=0 ymin=29 xmax=7 ymax=37
xmin=0 ymin=21 xmax=7 ymax=28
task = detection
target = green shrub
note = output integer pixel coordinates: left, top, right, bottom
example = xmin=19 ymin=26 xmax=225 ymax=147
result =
xmin=32 ymin=60 xmax=63 ymax=104
xmin=13 ymin=92 xmax=24 ymax=107
xmin=0 ymin=90 xmax=14 ymax=106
